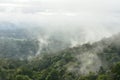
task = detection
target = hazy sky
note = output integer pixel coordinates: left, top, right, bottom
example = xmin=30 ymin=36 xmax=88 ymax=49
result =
xmin=0 ymin=0 xmax=119 ymax=26
xmin=0 ymin=0 xmax=120 ymax=42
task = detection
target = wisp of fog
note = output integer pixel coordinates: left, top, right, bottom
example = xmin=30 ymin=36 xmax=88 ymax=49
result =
xmin=0 ymin=0 xmax=120 ymax=75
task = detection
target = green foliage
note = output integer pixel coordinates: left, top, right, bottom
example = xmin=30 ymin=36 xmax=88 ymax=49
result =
xmin=0 ymin=35 xmax=120 ymax=80
xmin=15 ymin=75 xmax=32 ymax=80
xmin=0 ymin=39 xmax=39 ymax=59
xmin=97 ymin=75 xmax=108 ymax=80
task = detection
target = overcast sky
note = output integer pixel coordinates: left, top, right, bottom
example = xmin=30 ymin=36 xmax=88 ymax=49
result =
xmin=0 ymin=0 xmax=120 ymax=42
xmin=0 ymin=0 xmax=119 ymax=25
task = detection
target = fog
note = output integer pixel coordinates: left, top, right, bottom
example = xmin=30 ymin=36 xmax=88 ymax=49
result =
xmin=0 ymin=0 xmax=120 ymax=54
xmin=0 ymin=0 xmax=119 ymax=44
xmin=0 ymin=0 xmax=120 ymax=75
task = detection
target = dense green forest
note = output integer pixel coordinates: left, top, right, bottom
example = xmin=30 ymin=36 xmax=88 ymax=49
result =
xmin=0 ymin=38 xmax=39 ymax=59
xmin=0 ymin=33 xmax=120 ymax=80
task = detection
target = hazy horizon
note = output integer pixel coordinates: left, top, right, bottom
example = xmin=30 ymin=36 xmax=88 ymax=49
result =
xmin=0 ymin=0 xmax=120 ymax=43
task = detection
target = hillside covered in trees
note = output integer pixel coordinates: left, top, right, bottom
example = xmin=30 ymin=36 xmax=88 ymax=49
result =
xmin=0 ymin=32 xmax=120 ymax=80
xmin=0 ymin=0 xmax=120 ymax=79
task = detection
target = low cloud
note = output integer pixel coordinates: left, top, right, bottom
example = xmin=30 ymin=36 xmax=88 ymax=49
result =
xmin=0 ymin=0 xmax=119 ymax=43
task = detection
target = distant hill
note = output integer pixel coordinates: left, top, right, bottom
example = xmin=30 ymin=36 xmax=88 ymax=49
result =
xmin=0 ymin=22 xmax=31 ymax=39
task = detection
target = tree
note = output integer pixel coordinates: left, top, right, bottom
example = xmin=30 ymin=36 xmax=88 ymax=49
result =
xmin=97 ymin=75 xmax=108 ymax=80
xmin=46 ymin=69 xmax=60 ymax=80
xmin=110 ymin=62 xmax=120 ymax=80
xmin=15 ymin=75 xmax=32 ymax=80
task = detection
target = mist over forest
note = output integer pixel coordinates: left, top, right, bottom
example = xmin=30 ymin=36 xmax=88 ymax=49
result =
xmin=0 ymin=0 xmax=120 ymax=80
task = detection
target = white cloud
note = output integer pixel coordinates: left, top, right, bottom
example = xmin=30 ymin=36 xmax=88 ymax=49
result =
xmin=0 ymin=0 xmax=119 ymax=42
